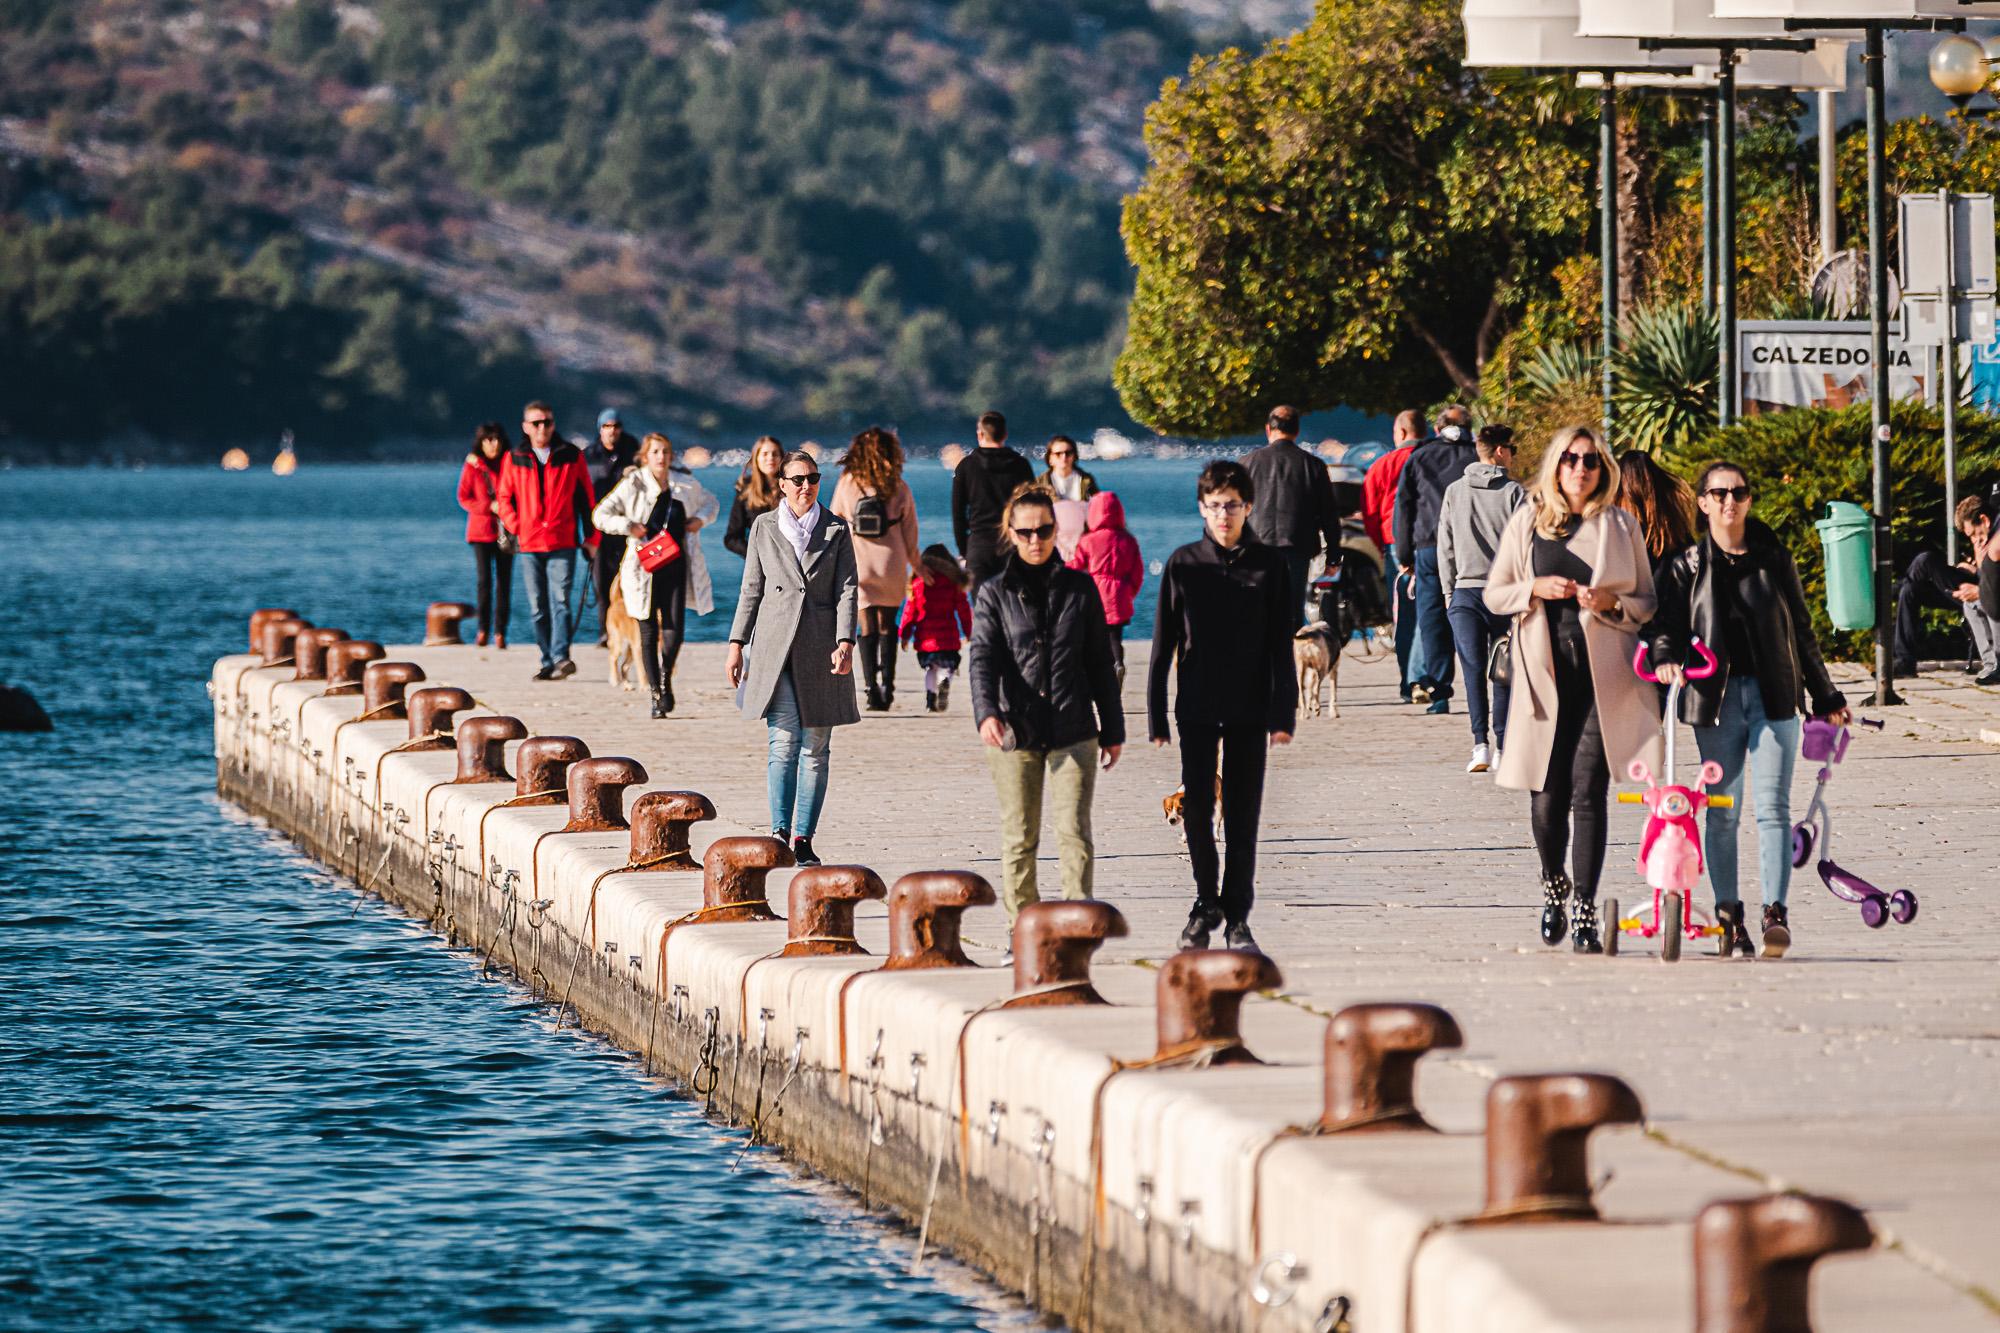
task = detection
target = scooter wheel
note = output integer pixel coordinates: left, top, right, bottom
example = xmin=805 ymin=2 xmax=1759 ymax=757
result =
xmin=1890 ymin=890 xmax=1919 ymax=925
xmin=1661 ymin=896 xmax=1683 ymax=962
xmin=1790 ymin=824 xmax=1814 ymax=869
xmin=1602 ymin=898 xmax=1619 ymax=957
xmin=1860 ymin=895 xmax=1889 ymax=929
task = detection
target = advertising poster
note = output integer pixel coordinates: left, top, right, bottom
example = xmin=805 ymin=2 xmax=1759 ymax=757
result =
xmin=1739 ymin=321 xmax=1928 ymax=415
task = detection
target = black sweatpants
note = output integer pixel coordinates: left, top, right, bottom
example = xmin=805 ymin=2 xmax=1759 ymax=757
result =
xmin=591 ymin=534 xmax=627 ymax=641
xmin=1178 ymin=720 xmax=1269 ymax=925
xmin=471 ymin=541 xmax=512 ymax=637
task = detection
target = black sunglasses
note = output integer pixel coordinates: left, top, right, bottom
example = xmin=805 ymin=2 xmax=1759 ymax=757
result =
xmin=524 ymin=418 xmax=553 ymax=428
xmin=1558 ymin=451 xmax=1601 ymax=471
xmin=1012 ymin=523 xmax=1056 ymax=541
xmin=782 ymin=472 xmax=821 ymax=486
xmin=1703 ymin=485 xmax=1752 ymax=503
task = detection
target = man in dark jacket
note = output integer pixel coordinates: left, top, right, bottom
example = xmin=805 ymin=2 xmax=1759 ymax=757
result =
xmin=584 ymin=408 xmax=640 ymax=645
xmin=1239 ymin=404 xmax=1339 ymax=627
xmin=1149 ymin=459 xmax=1296 ymax=955
xmin=498 ymin=402 xmax=596 ymax=680
xmin=951 ymin=410 xmax=1035 ymax=592
xmin=1392 ymin=404 xmax=1478 ymax=712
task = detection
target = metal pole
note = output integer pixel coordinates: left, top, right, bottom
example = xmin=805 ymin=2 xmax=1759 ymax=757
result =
xmin=1718 ymin=53 xmax=1738 ymax=426
xmin=1942 ymin=188 xmax=1959 ymax=566
xmin=1819 ymin=89 xmax=1839 ymax=262
xmin=1601 ymin=81 xmax=1618 ymax=443
xmin=1701 ymin=103 xmax=1716 ymax=312
xmin=1864 ymin=25 xmax=1899 ymax=705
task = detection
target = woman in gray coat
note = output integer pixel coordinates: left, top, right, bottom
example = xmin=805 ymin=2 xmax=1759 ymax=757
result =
xmin=726 ymin=450 xmax=860 ymax=866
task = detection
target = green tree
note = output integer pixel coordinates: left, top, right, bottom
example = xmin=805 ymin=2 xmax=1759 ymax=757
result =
xmin=269 ymin=0 xmax=339 ymax=65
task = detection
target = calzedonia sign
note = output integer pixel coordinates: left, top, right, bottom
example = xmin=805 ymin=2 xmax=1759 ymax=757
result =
xmin=1739 ymin=320 xmax=1928 ymax=415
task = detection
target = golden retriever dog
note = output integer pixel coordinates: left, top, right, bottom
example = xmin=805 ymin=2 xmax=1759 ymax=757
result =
xmin=1294 ymin=621 xmax=1339 ymax=719
xmin=1163 ymin=776 xmax=1226 ymax=847
xmin=605 ymin=581 xmax=643 ymax=692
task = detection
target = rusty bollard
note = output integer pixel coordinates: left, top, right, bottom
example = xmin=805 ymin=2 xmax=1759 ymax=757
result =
xmin=1317 ymin=1002 xmax=1464 ymax=1134
xmin=1476 ymin=1073 xmax=1643 ymax=1223
xmin=293 ymin=627 xmax=350 ymax=681
xmin=883 ymin=871 xmax=995 ymax=969
xmin=629 ymin=791 xmax=716 ymax=869
xmin=324 ymin=641 xmax=385 ymax=695
xmin=405 ymin=686 xmax=474 ymax=749
xmin=700 ymin=836 xmax=790 ymax=923
xmin=781 ymin=866 xmax=887 ymax=957
xmin=561 ymin=757 xmax=648 ymax=832
xmin=425 ymin=601 xmax=477 ymax=645
xmin=515 ymin=736 xmax=589 ymax=802
xmin=249 ymin=608 xmax=301 ymax=653
xmin=260 ymin=616 xmax=311 ymax=666
xmin=1007 ymin=900 xmax=1126 ymax=1005
xmin=1156 ymin=949 xmax=1282 ymax=1066
xmin=1694 ymin=1194 xmax=1872 ymax=1333
xmin=453 ymin=715 xmax=526 ymax=783
xmin=361 ymin=662 xmax=426 ymax=720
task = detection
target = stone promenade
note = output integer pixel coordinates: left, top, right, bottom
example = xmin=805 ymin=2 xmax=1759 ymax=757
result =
xmin=375 ymin=635 xmax=2000 ymax=1326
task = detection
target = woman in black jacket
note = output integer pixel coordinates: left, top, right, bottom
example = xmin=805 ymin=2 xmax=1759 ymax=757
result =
xmin=969 ymin=484 xmax=1125 ymax=938
xmin=1650 ymin=460 xmax=1850 ymax=960
xmin=723 ymin=435 xmax=784 ymax=558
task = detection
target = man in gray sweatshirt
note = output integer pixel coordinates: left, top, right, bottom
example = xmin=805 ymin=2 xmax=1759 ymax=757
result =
xmin=1436 ymin=425 xmax=1524 ymax=773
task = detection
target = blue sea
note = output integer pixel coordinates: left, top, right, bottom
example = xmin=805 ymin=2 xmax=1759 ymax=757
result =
xmin=0 ymin=459 xmax=1220 ymax=1330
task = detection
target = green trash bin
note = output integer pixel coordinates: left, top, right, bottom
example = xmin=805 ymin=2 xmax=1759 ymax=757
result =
xmin=1815 ymin=501 xmax=1875 ymax=631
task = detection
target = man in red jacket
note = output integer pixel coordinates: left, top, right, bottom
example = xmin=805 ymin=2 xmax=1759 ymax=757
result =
xmin=1360 ymin=409 xmax=1429 ymax=703
xmin=498 ymin=401 xmax=597 ymax=680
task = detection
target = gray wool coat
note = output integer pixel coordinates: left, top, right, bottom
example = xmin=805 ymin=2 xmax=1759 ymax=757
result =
xmin=729 ymin=506 xmax=861 ymax=728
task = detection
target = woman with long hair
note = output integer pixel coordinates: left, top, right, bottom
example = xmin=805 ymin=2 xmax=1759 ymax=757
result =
xmin=1649 ymin=460 xmax=1850 ymax=958
xmin=1484 ymin=427 xmax=1663 ymax=953
xmin=830 ymin=425 xmax=920 ymax=711
xmin=724 ymin=435 xmax=785 ymax=558
xmin=592 ymin=433 xmax=691 ymax=717
xmin=456 ymin=421 xmax=512 ymax=647
xmin=1614 ymin=449 xmax=1698 ymax=574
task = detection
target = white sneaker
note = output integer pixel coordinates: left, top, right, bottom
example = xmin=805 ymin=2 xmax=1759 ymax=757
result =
xmin=1467 ymin=743 xmax=1492 ymax=773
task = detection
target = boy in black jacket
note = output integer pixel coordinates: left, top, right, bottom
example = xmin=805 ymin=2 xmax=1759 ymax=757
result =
xmin=1149 ymin=459 xmax=1297 ymax=953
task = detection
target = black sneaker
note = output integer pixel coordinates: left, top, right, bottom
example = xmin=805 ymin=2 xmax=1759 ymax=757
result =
xmin=791 ymin=836 xmax=821 ymax=867
xmin=1978 ymin=667 xmax=2000 ymax=686
xmin=533 ymin=664 xmax=556 ymax=681
xmin=1223 ymin=920 xmax=1261 ymax=953
xmin=1761 ymin=903 xmax=1791 ymax=958
xmin=1178 ymin=905 xmax=1222 ymax=952
xmin=935 ymin=677 xmax=951 ymax=711
xmin=552 ymin=658 xmax=577 ymax=680
xmin=925 ymin=690 xmax=937 ymax=712
xmin=864 ymin=687 xmax=887 ymax=712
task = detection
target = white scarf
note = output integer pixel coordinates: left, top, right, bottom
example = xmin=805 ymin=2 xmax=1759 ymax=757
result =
xmin=777 ymin=501 xmax=820 ymax=564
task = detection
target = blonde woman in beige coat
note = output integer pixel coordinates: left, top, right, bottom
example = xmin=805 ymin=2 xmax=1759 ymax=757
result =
xmin=1485 ymin=426 xmax=1664 ymax=953
xmin=830 ymin=426 xmax=920 ymax=712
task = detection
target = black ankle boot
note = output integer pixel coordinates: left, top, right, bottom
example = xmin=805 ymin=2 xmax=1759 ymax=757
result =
xmin=879 ymin=641 xmax=897 ymax=708
xmin=1716 ymin=901 xmax=1755 ymax=958
xmin=1760 ymin=903 xmax=1791 ymax=958
xmin=649 ymin=687 xmax=667 ymax=719
xmin=1540 ymin=872 xmax=1572 ymax=946
xmin=1571 ymin=893 xmax=1602 ymax=954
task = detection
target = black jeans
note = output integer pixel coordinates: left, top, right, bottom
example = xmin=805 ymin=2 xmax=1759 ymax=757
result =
xmin=1894 ymin=549 xmax=1977 ymax=665
xmin=591 ymin=534 xmax=627 ymax=640
xmin=1529 ymin=647 xmax=1610 ymax=896
xmin=471 ymin=541 xmax=512 ymax=637
xmin=1177 ymin=720 xmax=1269 ymax=925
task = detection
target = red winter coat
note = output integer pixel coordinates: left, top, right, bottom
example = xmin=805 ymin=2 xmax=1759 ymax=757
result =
xmin=498 ymin=439 xmax=596 ymax=553
xmin=457 ymin=454 xmax=507 ymax=543
xmin=897 ymin=571 xmax=973 ymax=653
xmin=1065 ymin=491 xmax=1143 ymax=627
xmin=1361 ymin=443 xmax=1414 ymax=555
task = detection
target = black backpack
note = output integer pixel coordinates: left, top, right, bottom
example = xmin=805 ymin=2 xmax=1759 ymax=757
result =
xmin=852 ymin=490 xmax=890 ymax=539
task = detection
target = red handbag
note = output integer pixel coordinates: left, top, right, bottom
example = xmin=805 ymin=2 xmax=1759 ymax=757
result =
xmin=636 ymin=530 xmax=682 ymax=572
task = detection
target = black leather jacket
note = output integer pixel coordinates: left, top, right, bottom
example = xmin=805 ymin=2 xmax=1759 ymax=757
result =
xmin=1239 ymin=437 xmax=1339 ymax=555
xmin=969 ymin=555 xmax=1125 ymax=752
xmin=1648 ymin=520 xmax=1846 ymax=726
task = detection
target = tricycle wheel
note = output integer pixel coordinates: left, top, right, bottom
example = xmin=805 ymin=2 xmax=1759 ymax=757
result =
xmin=1790 ymin=823 xmax=1814 ymax=869
xmin=1602 ymin=897 xmax=1619 ymax=957
xmin=1890 ymin=890 xmax=1919 ymax=925
xmin=1661 ymin=895 xmax=1683 ymax=962
xmin=1860 ymin=895 xmax=1888 ymax=929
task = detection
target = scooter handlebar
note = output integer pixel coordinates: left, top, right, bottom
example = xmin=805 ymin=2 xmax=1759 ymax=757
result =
xmin=1631 ymin=635 xmax=1719 ymax=684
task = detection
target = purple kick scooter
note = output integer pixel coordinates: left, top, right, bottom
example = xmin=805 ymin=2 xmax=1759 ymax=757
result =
xmin=1791 ymin=716 xmax=1918 ymax=929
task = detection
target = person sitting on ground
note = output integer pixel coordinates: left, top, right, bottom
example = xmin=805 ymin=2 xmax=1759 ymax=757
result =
xmin=1894 ymin=495 xmax=2000 ymax=684
xmin=899 ymin=544 xmax=974 ymax=713
xmin=1150 ymin=459 xmax=1297 ymax=955
xmin=724 ymin=435 xmax=784 ymax=559
xmin=1065 ymin=490 xmax=1144 ymax=683
xmin=1436 ymin=424 xmax=1524 ymax=774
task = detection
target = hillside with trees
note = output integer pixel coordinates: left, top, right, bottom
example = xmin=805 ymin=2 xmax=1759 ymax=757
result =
xmin=0 ymin=0 xmax=1253 ymax=458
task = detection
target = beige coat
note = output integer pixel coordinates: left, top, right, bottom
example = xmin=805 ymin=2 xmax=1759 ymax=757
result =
xmin=829 ymin=474 xmax=919 ymax=610
xmin=1483 ymin=505 xmax=1664 ymax=794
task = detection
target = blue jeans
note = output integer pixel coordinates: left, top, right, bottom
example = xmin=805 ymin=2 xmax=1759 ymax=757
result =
xmin=1411 ymin=546 xmax=1454 ymax=701
xmin=765 ymin=669 xmax=832 ymax=839
xmin=521 ymin=549 xmax=576 ymax=670
xmin=1446 ymin=587 xmax=1510 ymax=747
xmin=1696 ymin=678 xmax=1800 ymax=907
xmin=1392 ymin=568 xmax=1429 ymax=698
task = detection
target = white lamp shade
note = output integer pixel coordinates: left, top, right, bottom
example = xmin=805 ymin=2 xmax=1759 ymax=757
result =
xmin=1576 ymin=0 xmax=1831 ymax=41
xmin=1714 ymin=0 xmax=2000 ymax=20
xmin=1576 ymin=40 xmax=1848 ymax=89
xmin=1465 ymin=0 xmax=1692 ymax=67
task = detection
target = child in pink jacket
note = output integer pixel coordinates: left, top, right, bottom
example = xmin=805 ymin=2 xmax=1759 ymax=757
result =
xmin=899 ymin=544 xmax=974 ymax=713
xmin=1066 ymin=491 xmax=1144 ymax=679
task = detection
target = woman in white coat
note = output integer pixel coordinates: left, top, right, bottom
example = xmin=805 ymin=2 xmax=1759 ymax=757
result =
xmin=593 ymin=433 xmax=716 ymax=715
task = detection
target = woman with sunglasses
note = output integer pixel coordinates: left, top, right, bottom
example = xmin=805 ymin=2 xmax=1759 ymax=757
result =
xmin=726 ymin=450 xmax=860 ymax=867
xmin=1648 ymin=461 xmax=1849 ymax=959
xmin=969 ymin=483 xmax=1124 ymax=943
xmin=1485 ymin=427 xmax=1663 ymax=953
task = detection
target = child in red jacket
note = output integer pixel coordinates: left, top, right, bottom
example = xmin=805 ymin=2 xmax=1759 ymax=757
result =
xmin=1066 ymin=490 xmax=1144 ymax=680
xmin=899 ymin=544 xmax=974 ymax=713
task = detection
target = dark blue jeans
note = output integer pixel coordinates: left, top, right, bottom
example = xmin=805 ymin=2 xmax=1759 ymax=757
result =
xmin=1412 ymin=546 xmax=1454 ymax=700
xmin=521 ymin=549 xmax=576 ymax=670
xmin=1392 ymin=568 xmax=1428 ymax=698
xmin=1447 ymin=588 xmax=1510 ymax=747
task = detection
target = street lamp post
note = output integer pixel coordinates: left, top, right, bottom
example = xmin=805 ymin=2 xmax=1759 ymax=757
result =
xmin=1926 ymin=35 xmax=1992 ymax=566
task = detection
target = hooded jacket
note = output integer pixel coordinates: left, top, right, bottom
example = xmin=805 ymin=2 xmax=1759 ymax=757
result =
xmin=951 ymin=445 xmax=1036 ymax=566
xmin=1435 ymin=463 xmax=1525 ymax=593
xmin=498 ymin=437 xmax=596 ymax=554
xmin=1066 ymin=491 xmax=1144 ymax=626
xmin=1393 ymin=428 xmax=1479 ymax=554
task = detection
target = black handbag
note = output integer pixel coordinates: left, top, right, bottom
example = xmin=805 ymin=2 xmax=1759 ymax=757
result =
xmin=1488 ymin=629 xmax=1514 ymax=687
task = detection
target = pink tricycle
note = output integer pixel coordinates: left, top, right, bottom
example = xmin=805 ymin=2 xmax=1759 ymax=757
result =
xmin=1604 ymin=637 xmax=1735 ymax=962
xmin=1793 ymin=715 xmax=1916 ymax=929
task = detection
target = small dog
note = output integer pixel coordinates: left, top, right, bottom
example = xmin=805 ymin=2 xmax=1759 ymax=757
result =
xmin=1294 ymin=621 xmax=1340 ymax=719
xmin=605 ymin=581 xmax=642 ymax=692
xmin=1163 ymin=776 xmax=1227 ymax=847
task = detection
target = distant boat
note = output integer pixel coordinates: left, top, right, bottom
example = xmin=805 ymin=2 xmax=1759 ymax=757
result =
xmin=220 ymin=448 xmax=250 ymax=471
xmin=272 ymin=429 xmax=297 ymax=476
